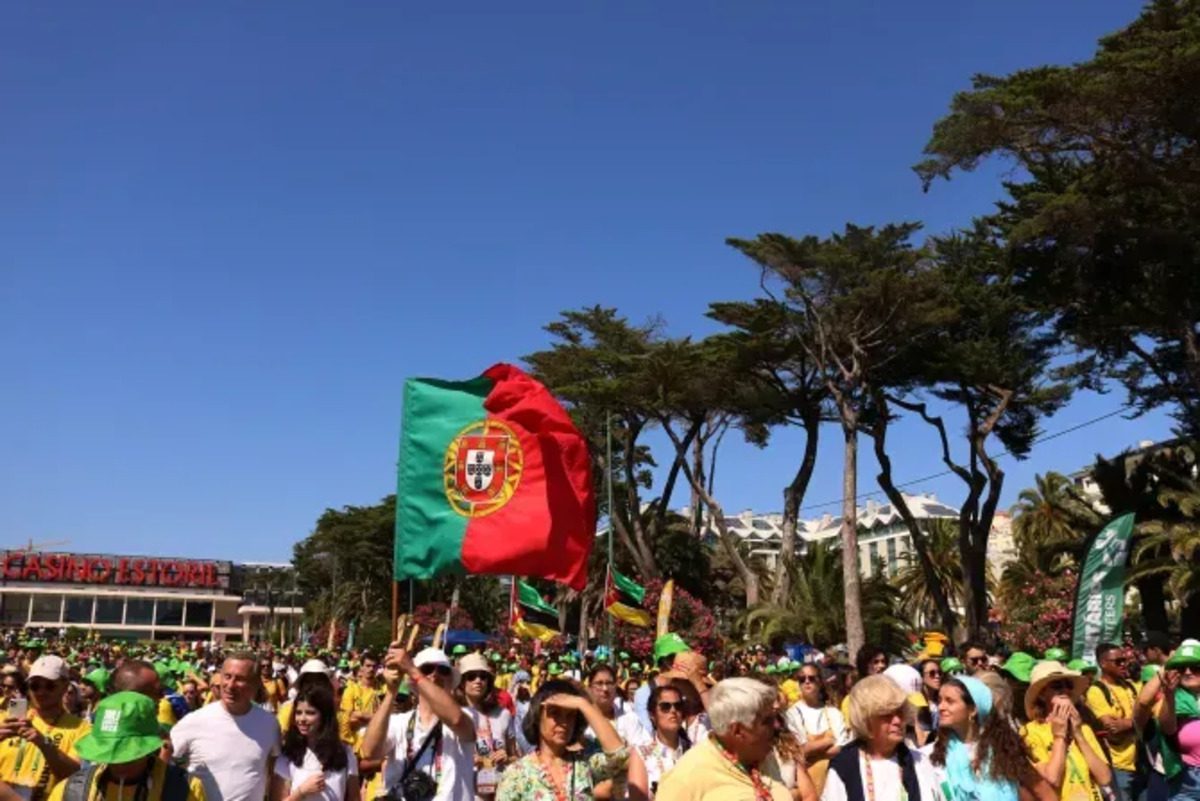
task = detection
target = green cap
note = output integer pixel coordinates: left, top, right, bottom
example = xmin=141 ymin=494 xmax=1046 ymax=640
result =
xmin=83 ymin=668 xmax=111 ymax=695
xmin=1067 ymin=659 xmax=1098 ymax=675
xmin=547 ymin=663 xmax=562 ymax=676
xmin=765 ymin=665 xmax=778 ymax=675
xmin=1043 ymin=647 xmax=1068 ymax=662
xmin=629 ymin=663 xmax=642 ymax=672
xmin=940 ymin=657 xmax=965 ymax=675
xmin=653 ymin=633 xmax=690 ymax=663
xmin=451 ymin=645 xmax=468 ymax=656
xmin=618 ymin=651 xmax=630 ymax=660
xmin=489 ymin=653 xmax=502 ymax=662
xmin=76 ymin=692 xmax=163 ymax=764
xmin=1140 ymin=664 xmax=1161 ymax=683
xmin=1000 ymin=651 xmax=1036 ymax=683
xmin=1166 ymin=641 xmax=1200 ymax=669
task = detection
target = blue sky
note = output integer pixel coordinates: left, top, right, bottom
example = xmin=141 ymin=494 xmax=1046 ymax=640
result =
xmin=1 ymin=0 xmax=1171 ymax=563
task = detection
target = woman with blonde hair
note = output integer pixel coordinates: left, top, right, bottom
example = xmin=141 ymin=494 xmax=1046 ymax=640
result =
xmin=820 ymin=675 xmax=933 ymax=801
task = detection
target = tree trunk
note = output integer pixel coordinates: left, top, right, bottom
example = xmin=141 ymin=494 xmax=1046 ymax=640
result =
xmin=841 ymin=417 xmax=865 ymax=658
xmin=771 ymin=411 xmax=820 ymax=604
xmin=1136 ymin=577 xmax=1170 ymax=633
xmin=690 ymin=434 xmax=705 ymax=537
xmin=578 ymin=588 xmax=589 ymax=650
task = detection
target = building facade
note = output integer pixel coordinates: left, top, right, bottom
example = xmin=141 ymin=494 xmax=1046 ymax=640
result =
xmin=0 ymin=550 xmax=301 ymax=642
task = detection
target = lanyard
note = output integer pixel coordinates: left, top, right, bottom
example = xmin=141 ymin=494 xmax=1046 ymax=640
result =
xmin=405 ymin=712 xmax=443 ymax=782
xmin=538 ymin=751 xmax=576 ymax=801
xmin=862 ymin=753 xmax=907 ymax=801
xmin=799 ymin=705 xmax=829 ymax=737
xmin=711 ymin=735 xmax=772 ymax=801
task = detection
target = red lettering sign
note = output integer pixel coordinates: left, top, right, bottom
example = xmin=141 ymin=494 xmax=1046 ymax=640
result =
xmin=0 ymin=552 xmax=225 ymax=588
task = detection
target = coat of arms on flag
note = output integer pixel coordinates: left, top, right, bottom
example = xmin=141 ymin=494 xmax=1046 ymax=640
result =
xmin=443 ymin=419 xmax=523 ymax=517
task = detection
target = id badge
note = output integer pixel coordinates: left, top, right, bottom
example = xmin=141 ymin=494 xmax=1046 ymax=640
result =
xmin=477 ymin=767 xmax=499 ymax=795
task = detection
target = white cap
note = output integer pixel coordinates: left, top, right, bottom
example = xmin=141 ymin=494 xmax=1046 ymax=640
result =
xmin=883 ymin=663 xmax=922 ymax=695
xmin=29 ymin=655 xmax=68 ymax=681
xmin=299 ymin=659 xmax=331 ymax=677
xmin=413 ymin=648 xmax=451 ymax=669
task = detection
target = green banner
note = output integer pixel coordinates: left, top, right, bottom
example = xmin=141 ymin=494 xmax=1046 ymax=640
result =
xmin=1070 ymin=513 xmax=1135 ymax=663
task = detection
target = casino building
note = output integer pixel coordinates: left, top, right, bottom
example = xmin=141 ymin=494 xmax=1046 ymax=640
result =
xmin=0 ymin=550 xmax=302 ymax=642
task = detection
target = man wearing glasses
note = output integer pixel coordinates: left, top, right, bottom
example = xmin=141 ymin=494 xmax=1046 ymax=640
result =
xmin=1085 ymin=642 xmax=1142 ymax=801
xmin=958 ymin=641 xmax=990 ymax=676
xmin=362 ymin=646 xmax=475 ymax=801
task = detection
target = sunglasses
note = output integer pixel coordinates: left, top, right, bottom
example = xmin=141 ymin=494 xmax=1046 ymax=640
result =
xmin=28 ymin=681 xmax=56 ymax=692
xmin=656 ymin=701 xmax=685 ymax=713
xmin=799 ymin=675 xmax=821 ymax=684
xmin=462 ymin=671 xmax=491 ymax=683
xmin=1180 ymin=665 xmax=1200 ymax=675
xmin=966 ymin=656 xmax=988 ymax=665
xmin=1047 ymin=679 xmax=1075 ymax=693
xmin=924 ymin=670 xmax=942 ymax=678
xmin=1107 ymin=657 xmax=1128 ymax=665
xmin=419 ymin=664 xmax=452 ymax=677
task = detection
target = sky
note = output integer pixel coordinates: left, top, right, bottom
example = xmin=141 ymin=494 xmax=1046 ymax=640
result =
xmin=1 ymin=0 xmax=1172 ymax=563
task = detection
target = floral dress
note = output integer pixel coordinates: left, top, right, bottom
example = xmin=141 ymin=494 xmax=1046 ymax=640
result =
xmin=495 ymin=744 xmax=628 ymax=801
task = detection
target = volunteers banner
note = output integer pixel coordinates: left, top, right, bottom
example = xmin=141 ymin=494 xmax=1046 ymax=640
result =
xmin=1070 ymin=513 xmax=1135 ymax=663
xmin=393 ymin=364 xmax=596 ymax=590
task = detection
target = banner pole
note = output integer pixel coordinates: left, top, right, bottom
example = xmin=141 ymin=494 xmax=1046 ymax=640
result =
xmin=605 ymin=411 xmax=615 ymax=664
xmin=391 ymin=580 xmax=399 ymax=645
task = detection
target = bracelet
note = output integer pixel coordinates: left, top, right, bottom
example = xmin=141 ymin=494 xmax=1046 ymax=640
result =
xmin=409 ymin=672 xmax=424 ymax=685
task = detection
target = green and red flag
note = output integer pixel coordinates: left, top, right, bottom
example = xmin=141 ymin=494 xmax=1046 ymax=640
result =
xmin=393 ymin=363 xmax=596 ymax=590
xmin=605 ymin=567 xmax=652 ymax=627
xmin=510 ymin=579 xmax=561 ymax=642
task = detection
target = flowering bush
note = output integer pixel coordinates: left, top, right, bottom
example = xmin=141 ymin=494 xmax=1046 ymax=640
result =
xmin=612 ymin=579 xmax=721 ymax=660
xmin=994 ymin=569 xmax=1075 ymax=654
xmin=411 ymin=602 xmax=475 ymax=633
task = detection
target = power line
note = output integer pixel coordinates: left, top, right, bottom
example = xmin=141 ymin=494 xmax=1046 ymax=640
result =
xmin=794 ymin=405 xmax=1132 ymax=514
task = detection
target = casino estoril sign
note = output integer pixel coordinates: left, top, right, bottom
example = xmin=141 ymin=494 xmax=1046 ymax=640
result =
xmin=0 ymin=551 xmax=223 ymax=588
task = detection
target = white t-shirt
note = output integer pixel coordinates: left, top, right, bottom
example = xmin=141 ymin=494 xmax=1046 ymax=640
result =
xmin=274 ymin=745 xmax=359 ymax=801
xmin=819 ymin=750 xmax=935 ymax=801
xmin=785 ymin=702 xmax=851 ymax=746
xmin=587 ymin=708 xmax=646 ymax=748
xmin=171 ymin=701 xmax=281 ymax=801
xmin=381 ymin=709 xmax=474 ymax=801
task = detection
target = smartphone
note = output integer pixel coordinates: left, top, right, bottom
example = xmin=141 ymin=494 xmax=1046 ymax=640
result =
xmin=7 ymin=697 xmax=27 ymax=720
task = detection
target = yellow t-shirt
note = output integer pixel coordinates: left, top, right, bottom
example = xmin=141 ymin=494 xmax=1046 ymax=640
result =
xmin=338 ymin=680 xmax=379 ymax=746
xmin=779 ymin=679 xmax=801 ymax=706
xmin=0 ymin=712 xmax=91 ymax=801
xmin=1084 ymin=680 xmax=1137 ymax=771
xmin=1022 ymin=719 xmax=1104 ymax=801
xmin=656 ymin=736 xmax=791 ymax=801
xmin=839 ymin=695 xmax=851 ymax=722
xmin=45 ymin=759 xmax=206 ymax=801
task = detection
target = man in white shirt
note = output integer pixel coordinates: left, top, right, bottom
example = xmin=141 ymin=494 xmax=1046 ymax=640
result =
xmin=171 ymin=651 xmax=281 ymax=801
xmin=361 ymin=646 xmax=475 ymax=801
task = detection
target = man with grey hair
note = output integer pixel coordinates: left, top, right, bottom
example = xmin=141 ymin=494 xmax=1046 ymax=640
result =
xmin=656 ymin=678 xmax=800 ymax=801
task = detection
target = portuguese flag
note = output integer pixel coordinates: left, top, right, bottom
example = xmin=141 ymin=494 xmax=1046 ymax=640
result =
xmin=511 ymin=579 xmax=560 ymax=642
xmin=605 ymin=567 xmax=652 ymax=627
xmin=393 ymin=363 xmax=596 ymax=590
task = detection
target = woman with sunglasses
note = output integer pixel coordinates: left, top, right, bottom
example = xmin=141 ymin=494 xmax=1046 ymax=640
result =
xmin=1020 ymin=661 xmax=1111 ymax=801
xmin=637 ymin=685 xmax=690 ymax=798
xmin=1152 ymin=640 xmax=1200 ymax=800
xmin=784 ymin=665 xmax=848 ymax=796
xmin=457 ymin=653 xmax=515 ymax=800
xmin=496 ymin=679 xmax=628 ymax=801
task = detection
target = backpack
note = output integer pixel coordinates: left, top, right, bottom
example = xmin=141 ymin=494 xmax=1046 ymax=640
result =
xmin=63 ymin=761 xmax=216 ymax=801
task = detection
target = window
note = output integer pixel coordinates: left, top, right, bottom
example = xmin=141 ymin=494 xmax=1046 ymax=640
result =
xmin=185 ymin=601 xmax=213 ymax=628
xmin=126 ymin=599 xmax=155 ymax=625
xmin=868 ymin=542 xmax=879 ymax=576
xmin=887 ymin=538 xmax=898 ymax=576
xmin=155 ymin=600 xmax=184 ymax=627
xmin=0 ymin=595 xmax=31 ymax=625
xmin=30 ymin=595 xmax=62 ymax=623
xmin=64 ymin=597 xmax=93 ymax=624
xmin=95 ymin=597 xmax=124 ymax=624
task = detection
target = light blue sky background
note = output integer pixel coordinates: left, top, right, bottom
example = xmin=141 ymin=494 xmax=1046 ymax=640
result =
xmin=1 ymin=1 xmax=1171 ymax=562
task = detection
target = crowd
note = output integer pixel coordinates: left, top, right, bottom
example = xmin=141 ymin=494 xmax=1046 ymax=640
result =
xmin=0 ymin=630 xmax=1196 ymax=801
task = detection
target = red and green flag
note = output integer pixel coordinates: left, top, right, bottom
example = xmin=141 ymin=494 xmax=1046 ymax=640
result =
xmin=510 ymin=579 xmax=561 ymax=642
xmin=605 ymin=567 xmax=652 ymax=627
xmin=393 ymin=363 xmax=596 ymax=590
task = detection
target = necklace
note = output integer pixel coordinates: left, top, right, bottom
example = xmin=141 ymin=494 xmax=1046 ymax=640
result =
xmin=538 ymin=750 xmax=572 ymax=801
xmin=711 ymin=735 xmax=772 ymax=801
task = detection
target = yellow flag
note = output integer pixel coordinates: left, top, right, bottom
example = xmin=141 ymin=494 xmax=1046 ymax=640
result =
xmin=656 ymin=579 xmax=674 ymax=637
xmin=607 ymin=601 xmax=653 ymax=627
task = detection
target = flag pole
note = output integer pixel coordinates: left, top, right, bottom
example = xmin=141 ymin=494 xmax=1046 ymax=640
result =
xmin=605 ymin=411 xmax=615 ymax=665
xmin=391 ymin=580 xmax=399 ymax=645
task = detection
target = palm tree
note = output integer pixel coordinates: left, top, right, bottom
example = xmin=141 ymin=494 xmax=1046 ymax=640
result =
xmin=893 ymin=519 xmax=966 ymax=629
xmin=739 ymin=540 xmax=910 ymax=654
xmin=1011 ymin=472 xmax=1099 ymax=569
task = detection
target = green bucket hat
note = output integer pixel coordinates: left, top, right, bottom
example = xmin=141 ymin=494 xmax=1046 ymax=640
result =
xmin=653 ymin=633 xmax=690 ymax=663
xmin=1000 ymin=651 xmax=1036 ymax=683
xmin=1067 ymin=659 xmax=1098 ymax=675
xmin=1166 ymin=640 xmax=1200 ymax=669
xmin=629 ymin=663 xmax=642 ymax=672
xmin=547 ymin=663 xmax=562 ymax=676
xmin=940 ymin=657 xmax=965 ymax=675
xmin=489 ymin=653 xmax=502 ymax=662
xmin=1043 ymin=647 xmax=1068 ymax=662
xmin=76 ymin=692 xmax=163 ymax=765
xmin=451 ymin=645 xmax=468 ymax=656
xmin=83 ymin=668 xmax=111 ymax=695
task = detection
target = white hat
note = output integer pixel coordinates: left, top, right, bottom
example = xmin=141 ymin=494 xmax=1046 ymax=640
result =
xmin=883 ymin=663 xmax=922 ymax=695
xmin=29 ymin=655 xmax=68 ymax=682
xmin=299 ymin=659 xmax=332 ymax=677
xmin=414 ymin=648 xmax=458 ymax=688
